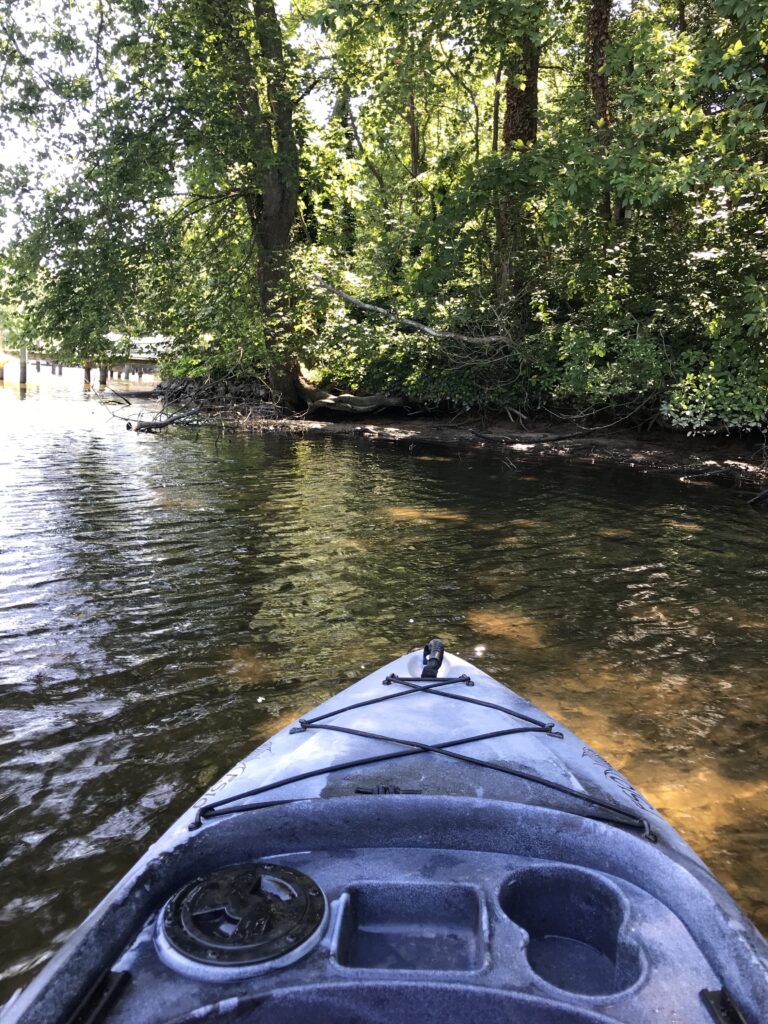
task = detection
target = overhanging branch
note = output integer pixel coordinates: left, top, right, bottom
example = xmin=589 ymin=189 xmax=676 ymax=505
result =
xmin=313 ymin=277 xmax=508 ymax=345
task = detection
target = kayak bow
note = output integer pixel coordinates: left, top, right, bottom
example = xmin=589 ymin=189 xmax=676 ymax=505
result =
xmin=3 ymin=641 xmax=767 ymax=1024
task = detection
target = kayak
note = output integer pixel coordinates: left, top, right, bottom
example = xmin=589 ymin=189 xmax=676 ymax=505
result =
xmin=3 ymin=641 xmax=767 ymax=1024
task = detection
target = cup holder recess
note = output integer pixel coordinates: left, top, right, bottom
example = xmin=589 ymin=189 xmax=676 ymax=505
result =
xmin=500 ymin=866 xmax=642 ymax=997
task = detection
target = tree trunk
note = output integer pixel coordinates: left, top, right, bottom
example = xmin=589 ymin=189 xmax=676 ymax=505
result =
xmin=586 ymin=0 xmax=613 ymax=222
xmin=269 ymin=358 xmax=303 ymax=407
xmin=248 ymin=0 xmax=299 ymax=318
xmin=494 ymin=36 xmax=539 ymax=307
xmin=214 ymin=0 xmax=301 ymax=403
xmin=492 ymin=63 xmax=503 ymax=154
xmin=502 ymin=36 xmax=539 ymax=149
xmin=406 ymin=93 xmax=422 ymax=178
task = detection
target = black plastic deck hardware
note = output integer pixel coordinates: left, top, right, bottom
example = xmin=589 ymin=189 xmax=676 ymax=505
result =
xmin=64 ymin=969 xmax=130 ymax=1024
xmin=162 ymin=864 xmax=325 ymax=966
xmin=701 ymin=988 xmax=748 ymax=1024
xmin=421 ymin=638 xmax=445 ymax=678
xmin=355 ymin=785 xmax=422 ymax=794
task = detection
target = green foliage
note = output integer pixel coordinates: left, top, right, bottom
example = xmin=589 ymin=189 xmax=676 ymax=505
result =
xmin=0 ymin=0 xmax=767 ymax=431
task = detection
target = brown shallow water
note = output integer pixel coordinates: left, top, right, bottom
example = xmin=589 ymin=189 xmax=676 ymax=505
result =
xmin=1 ymin=373 xmax=767 ymax=1000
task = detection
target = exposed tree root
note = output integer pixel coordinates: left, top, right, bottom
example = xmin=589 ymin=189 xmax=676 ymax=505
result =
xmin=297 ymin=377 xmax=405 ymax=416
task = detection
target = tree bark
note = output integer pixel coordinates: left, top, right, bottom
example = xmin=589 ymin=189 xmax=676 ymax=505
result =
xmin=586 ymin=0 xmax=613 ymax=222
xmin=211 ymin=0 xmax=301 ymax=403
xmin=406 ymin=93 xmax=422 ymax=178
xmin=502 ymin=36 xmax=539 ymax=149
xmin=494 ymin=36 xmax=540 ymax=307
xmin=248 ymin=0 xmax=299 ymax=318
xmin=492 ymin=63 xmax=503 ymax=154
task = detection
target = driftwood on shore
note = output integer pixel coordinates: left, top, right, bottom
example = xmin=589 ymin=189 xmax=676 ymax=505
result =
xmin=92 ymin=376 xmax=284 ymax=432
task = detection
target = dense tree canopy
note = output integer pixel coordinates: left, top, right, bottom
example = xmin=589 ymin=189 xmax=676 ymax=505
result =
xmin=0 ymin=0 xmax=766 ymax=430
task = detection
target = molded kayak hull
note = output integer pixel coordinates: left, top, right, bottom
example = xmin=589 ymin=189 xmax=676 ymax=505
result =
xmin=3 ymin=648 xmax=767 ymax=1024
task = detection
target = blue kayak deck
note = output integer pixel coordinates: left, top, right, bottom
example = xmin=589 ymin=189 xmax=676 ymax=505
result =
xmin=4 ymin=649 xmax=767 ymax=1024
xmin=9 ymin=796 xmax=767 ymax=1023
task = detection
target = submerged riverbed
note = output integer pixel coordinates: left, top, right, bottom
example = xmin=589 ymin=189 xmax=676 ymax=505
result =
xmin=1 ymin=373 xmax=767 ymax=1000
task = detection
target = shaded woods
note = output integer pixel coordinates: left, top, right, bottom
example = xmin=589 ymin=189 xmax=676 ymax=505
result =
xmin=1 ymin=0 xmax=767 ymax=431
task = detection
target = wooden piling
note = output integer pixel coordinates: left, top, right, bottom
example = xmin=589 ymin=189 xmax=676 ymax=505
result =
xmin=19 ymin=346 xmax=27 ymax=386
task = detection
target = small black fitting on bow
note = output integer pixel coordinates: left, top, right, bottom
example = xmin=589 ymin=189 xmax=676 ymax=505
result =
xmin=422 ymin=638 xmax=445 ymax=679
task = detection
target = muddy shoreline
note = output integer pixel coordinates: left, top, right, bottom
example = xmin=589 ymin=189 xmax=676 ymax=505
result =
xmin=147 ymin=377 xmax=768 ymax=498
xmin=214 ymin=410 xmax=768 ymax=499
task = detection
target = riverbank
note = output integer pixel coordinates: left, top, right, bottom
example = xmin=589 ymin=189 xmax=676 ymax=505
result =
xmin=148 ymin=378 xmax=768 ymax=497
xmin=218 ymin=411 xmax=768 ymax=499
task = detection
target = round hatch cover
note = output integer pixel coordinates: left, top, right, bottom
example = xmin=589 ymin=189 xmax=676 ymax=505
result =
xmin=162 ymin=863 xmax=325 ymax=967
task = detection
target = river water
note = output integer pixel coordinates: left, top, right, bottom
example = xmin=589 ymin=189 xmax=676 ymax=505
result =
xmin=1 ymin=370 xmax=767 ymax=1000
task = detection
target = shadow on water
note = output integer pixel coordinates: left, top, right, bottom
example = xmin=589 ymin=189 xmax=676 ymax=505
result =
xmin=1 ymin=382 xmax=767 ymax=998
